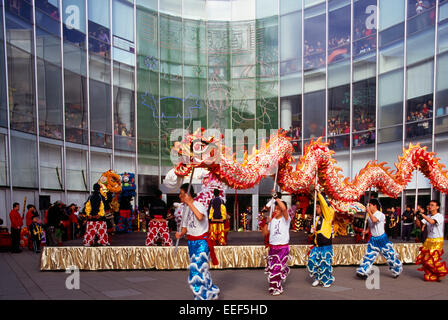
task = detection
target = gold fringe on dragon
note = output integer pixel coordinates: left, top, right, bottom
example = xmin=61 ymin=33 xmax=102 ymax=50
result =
xmin=172 ymin=128 xmax=448 ymax=214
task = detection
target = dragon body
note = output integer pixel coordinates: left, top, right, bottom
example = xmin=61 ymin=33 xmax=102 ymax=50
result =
xmin=172 ymin=129 xmax=448 ymax=213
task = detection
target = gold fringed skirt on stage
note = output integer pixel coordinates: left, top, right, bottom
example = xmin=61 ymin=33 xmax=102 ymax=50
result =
xmin=40 ymin=243 xmax=421 ymax=271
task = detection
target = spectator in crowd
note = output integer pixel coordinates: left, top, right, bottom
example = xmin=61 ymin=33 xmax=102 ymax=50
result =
xmin=9 ymin=202 xmax=22 ymax=253
xmin=402 ymin=205 xmax=415 ymax=242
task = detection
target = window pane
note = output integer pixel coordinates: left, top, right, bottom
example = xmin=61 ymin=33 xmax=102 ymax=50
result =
xmin=353 ymin=0 xmax=377 ymax=57
xmin=35 ymin=0 xmax=60 ymax=36
xmin=379 ymin=0 xmax=405 ymax=30
xmin=40 ymin=143 xmax=63 ymax=190
xmin=64 ymin=71 xmax=88 ymax=144
xmin=353 ymin=78 xmax=376 ymax=147
xmin=304 ymin=3 xmax=325 ymax=71
xmin=90 ymin=79 xmax=112 ymax=148
xmin=328 ymin=84 xmax=350 ymax=151
xmin=37 ymin=58 xmax=63 ymax=140
xmin=7 ymin=44 xmax=35 ymax=134
xmin=66 ymin=148 xmax=87 ymax=191
xmin=435 ymin=53 xmax=448 ymax=134
xmin=11 ymin=134 xmax=37 ymax=188
xmin=379 ymin=70 xmax=403 ymax=127
xmin=328 ymin=0 xmax=350 ymax=65
xmin=304 ymin=90 xmax=325 ymax=139
xmin=0 ymin=6 xmax=7 ymax=128
xmin=114 ymin=86 xmax=135 ymax=152
xmin=113 ymin=0 xmax=134 ymax=42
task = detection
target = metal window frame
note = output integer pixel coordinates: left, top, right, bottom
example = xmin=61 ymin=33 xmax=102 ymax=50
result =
xmin=133 ymin=0 xmax=139 ymax=209
xmin=431 ymin=0 xmax=440 ymax=199
xmin=85 ymin=0 xmax=91 ymax=193
xmin=58 ymin=0 xmax=67 ymax=202
xmin=1 ymin=0 xmax=13 ymax=212
xmin=32 ymin=0 xmax=41 ymax=194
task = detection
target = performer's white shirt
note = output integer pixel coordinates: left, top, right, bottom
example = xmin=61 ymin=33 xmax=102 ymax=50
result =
xmin=268 ymin=216 xmax=291 ymax=245
xmin=368 ymin=210 xmax=385 ymax=237
xmin=181 ymin=200 xmax=209 ymax=237
xmin=423 ymin=213 xmax=444 ymax=239
xmin=266 ymin=198 xmax=275 ymax=208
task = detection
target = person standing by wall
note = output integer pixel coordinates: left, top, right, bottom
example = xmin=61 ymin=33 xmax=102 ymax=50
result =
xmin=9 ymin=203 xmax=22 ymax=253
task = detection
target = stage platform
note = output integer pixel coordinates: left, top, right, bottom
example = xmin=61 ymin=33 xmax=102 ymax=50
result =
xmin=40 ymin=231 xmax=422 ymax=271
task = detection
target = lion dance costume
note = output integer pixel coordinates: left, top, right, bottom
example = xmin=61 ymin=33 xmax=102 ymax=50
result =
xmin=208 ymin=193 xmax=227 ymax=246
xmin=83 ymin=184 xmax=110 ymax=246
xmin=356 ymin=205 xmax=402 ymax=278
xmin=307 ymin=193 xmax=335 ymax=287
xmin=416 ymin=212 xmax=448 ymax=282
xmin=145 ymin=195 xmax=172 ymax=246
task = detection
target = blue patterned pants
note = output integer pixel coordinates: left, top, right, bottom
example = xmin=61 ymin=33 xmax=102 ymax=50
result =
xmin=356 ymin=233 xmax=403 ymax=277
xmin=307 ymin=245 xmax=335 ymax=286
xmin=187 ymin=239 xmax=220 ymax=300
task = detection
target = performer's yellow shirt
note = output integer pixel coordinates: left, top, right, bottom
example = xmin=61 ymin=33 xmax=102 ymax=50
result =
xmin=313 ymin=192 xmax=334 ymax=240
xmin=209 ymin=204 xmax=227 ymax=220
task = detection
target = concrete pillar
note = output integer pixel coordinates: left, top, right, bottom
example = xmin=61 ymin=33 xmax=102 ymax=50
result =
xmin=252 ymin=193 xmax=258 ymax=231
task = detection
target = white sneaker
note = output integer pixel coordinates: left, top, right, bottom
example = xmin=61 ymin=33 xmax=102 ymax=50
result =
xmin=272 ymin=291 xmax=281 ymax=296
xmin=323 ymin=283 xmax=332 ymax=288
xmin=312 ymin=280 xmax=320 ymax=287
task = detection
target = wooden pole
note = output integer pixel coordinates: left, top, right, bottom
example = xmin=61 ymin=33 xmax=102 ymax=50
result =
xmin=362 ymin=189 xmax=372 ymax=240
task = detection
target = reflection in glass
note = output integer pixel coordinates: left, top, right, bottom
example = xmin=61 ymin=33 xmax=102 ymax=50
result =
xmin=353 ymin=78 xmax=376 ymax=147
xmin=328 ymin=0 xmax=350 ymax=64
xmin=378 ymin=70 xmax=403 ymax=143
xmin=37 ymin=58 xmax=63 ymax=140
xmin=40 ymin=143 xmax=63 ymax=190
xmin=11 ymin=134 xmax=38 ymax=188
xmin=436 ymin=53 xmax=448 ymax=134
xmin=7 ymin=44 xmax=35 ymax=134
xmin=64 ymin=70 xmax=88 ymax=145
xmin=328 ymin=84 xmax=350 ymax=151
xmin=304 ymin=90 xmax=325 ymax=139
xmin=0 ymin=6 xmax=7 ymax=128
xmin=304 ymin=3 xmax=325 ymax=71
xmin=406 ymin=61 xmax=434 ymax=140
xmin=353 ymin=0 xmax=377 ymax=57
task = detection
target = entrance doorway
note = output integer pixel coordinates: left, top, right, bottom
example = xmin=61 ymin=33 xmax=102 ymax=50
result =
xmin=225 ymin=194 xmax=252 ymax=231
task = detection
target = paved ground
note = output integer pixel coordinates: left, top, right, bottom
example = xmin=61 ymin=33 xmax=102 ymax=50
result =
xmin=1 ymin=242 xmax=447 ymax=300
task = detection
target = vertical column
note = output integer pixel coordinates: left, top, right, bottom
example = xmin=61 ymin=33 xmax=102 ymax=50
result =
xmin=110 ymin=0 xmax=114 ymax=170
xmin=1 ymin=0 xmax=13 ymax=212
xmin=252 ymin=193 xmax=258 ymax=231
xmin=374 ymin=0 xmax=379 ymax=161
xmin=32 ymin=0 xmax=41 ymax=193
xmin=85 ymin=0 xmax=91 ymax=193
xmin=133 ymin=0 xmax=139 ymax=208
xmin=431 ymin=0 xmax=440 ymax=198
xmin=349 ymin=0 xmax=354 ymax=179
xmin=59 ymin=0 xmax=67 ymax=202
xmin=157 ymin=0 xmax=161 ymax=185
xmin=301 ymin=0 xmax=304 ymax=155
xmin=325 ymin=0 xmax=328 ymax=142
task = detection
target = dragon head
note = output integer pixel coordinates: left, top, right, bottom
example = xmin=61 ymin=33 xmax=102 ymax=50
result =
xmin=172 ymin=128 xmax=225 ymax=177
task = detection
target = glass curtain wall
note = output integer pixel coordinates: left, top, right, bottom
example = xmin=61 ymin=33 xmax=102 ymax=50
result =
xmin=136 ymin=1 xmax=159 ymax=184
xmin=63 ymin=0 xmax=88 ymax=146
xmin=405 ymin=0 xmax=436 ymax=143
xmin=352 ymin=0 xmax=376 ymax=177
xmin=0 ymin=1 xmax=8 ymax=127
xmin=88 ymin=0 xmax=112 ymax=149
xmin=303 ymin=1 xmax=326 ymax=142
xmin=280 ymin=0 xmax=302 ymax=155
xmin=328 ymin=0 xmax=351 ymax=152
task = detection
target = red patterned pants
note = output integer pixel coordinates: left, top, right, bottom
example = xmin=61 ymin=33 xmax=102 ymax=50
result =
xmin=209 ymin=222 xmax=226 ymax=246
xmin=83 ymin=221 xmax=110 ymax=246
xmin=145 ymin=220 xmax=173 ymax=246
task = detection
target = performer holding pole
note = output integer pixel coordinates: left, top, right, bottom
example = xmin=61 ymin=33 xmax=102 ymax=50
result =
xmin=175 ymin=182 xmax=219 ymax=300
xmin=174 ymin=168 xmax=195 ymax=257
xmin=262 ymin=192 xmax=290 ymax=296
xmin=362 ymin=189 xmax=372 ymax=240
xmin=356 ymin=198 xmax=403 ymax=279
xmin=307 ymin=192 xmax=335 ymax=288
xmin=415 ymin=199 xmax=448 ymax=282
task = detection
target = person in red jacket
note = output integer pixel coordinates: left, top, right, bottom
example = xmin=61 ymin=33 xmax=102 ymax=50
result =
xmin=25 ymin=205 xmax=37 ymax=250
xmin=9 ymin=202 xmax=23 ymax=253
